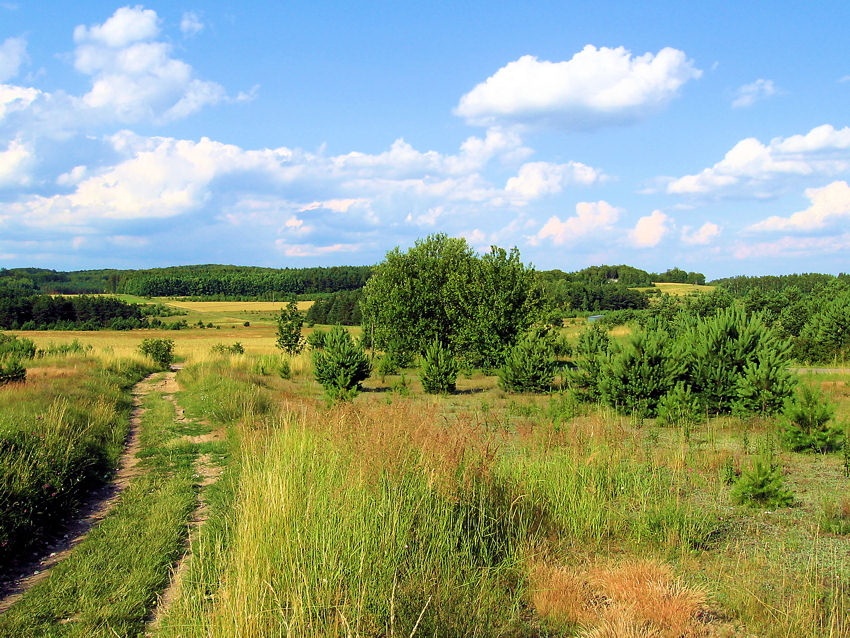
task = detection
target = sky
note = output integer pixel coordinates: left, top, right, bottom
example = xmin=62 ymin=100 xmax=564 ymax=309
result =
xmin=1 ymin=2 xmax=849 ymax=278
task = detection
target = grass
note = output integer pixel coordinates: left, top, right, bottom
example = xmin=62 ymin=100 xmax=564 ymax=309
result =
xmin=0 ymin=377 xmax=210 ymax=636
xmin=0 ymin=355 xmax=155 ymax=567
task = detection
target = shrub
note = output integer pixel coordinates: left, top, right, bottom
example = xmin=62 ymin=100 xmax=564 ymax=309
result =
xmin=138 ymin=338 xmax=176 ymax=368
xmin=210 ymin=342 xmax=244 ymax=355
xmin=569 ymin=323 xmax=610 ymax=402
xmin=498 ymin=327 xmax=556 ymax=393
xmin=0 ymin=333 xmax=36 ymax=359
xmin=782 ymin=384 xmax=844 ymax=452
xmin=376 ymin=352 xmax=399 ymax=381
xmin=419 ymin=339 xmax=458 ymax=394
xmin=306 ymin=329 xmax=327 ymax=350
xmin=312 ymin=325 xmax=370 ymax=400
xmin=277 ymin=358 xmax=291 ymax=380
xmin=734 ymin=343 xmax=797 ymax=415
xmin=657 ymin=382 xmax=703 ymax=428
xmin=730 ymin=457 xmax=793 ymax=508
xmin=0 ymin=357 xmax=25 ymax=385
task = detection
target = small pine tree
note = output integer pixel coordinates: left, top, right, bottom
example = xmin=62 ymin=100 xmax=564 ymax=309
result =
xmin=276 ymin=299 xmax=305 ymax=355
xmin=419 ymin=339 xmax=458 ymax=394
xmin=312 ymin=325 xmax=370 ymax=400
xmin=731 ymin=457 xmax=793 ymax=508
xmin=782 ymin=384 xmax=844 ymax=452
xmin=498 ymin=327 xmax=556 ymax=393
xmin=569 ymin=323 xmax=610 ymax=402
xmin=734 ymin=344 xmax=797 ymax=415
xmin=0 ymin=356 xmax=26 ymax=385
xmin=657 ymin=382 xmax=703 ymax=428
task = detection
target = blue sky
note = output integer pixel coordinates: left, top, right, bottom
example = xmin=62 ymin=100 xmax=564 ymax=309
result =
xmin=1 ymin=2 xmax=849 ymax=278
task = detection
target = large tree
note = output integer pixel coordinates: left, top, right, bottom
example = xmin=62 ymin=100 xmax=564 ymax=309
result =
xmin=360 ymin=234 xmax=544 ymax=367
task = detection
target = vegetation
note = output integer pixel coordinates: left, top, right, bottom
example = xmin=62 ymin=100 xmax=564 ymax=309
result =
xmin=498 ymin=327 xmax=557 ymax=393
xmin=783 ymin=384 xmax=845 ymax=452
xmin=731 ymin=457 xmax=794 ymax=508
xmin=361 ymin=233 xmax=544 ymax=367
xmin=139 ymin=338 xmax=176 ymax=368
xmin=419 ymin=339 xmax=458 ymax=394
xmin=275 ymin=298 xmax=305 ymax=355
xmin=311 ymin=325 xmax=371 ymax=400
xmin=305 ymin=289 xmax=362 ymax=325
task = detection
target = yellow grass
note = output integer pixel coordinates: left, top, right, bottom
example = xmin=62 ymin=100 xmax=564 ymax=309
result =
xmin=634 ymin=282 xmax=715 ymax=296
xmin=157 ymin=299 xmax=314 ymax=313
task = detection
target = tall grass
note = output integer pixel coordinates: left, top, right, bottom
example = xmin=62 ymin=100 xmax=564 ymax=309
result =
xmin=0 ymin=355 xmax=155 ymax=566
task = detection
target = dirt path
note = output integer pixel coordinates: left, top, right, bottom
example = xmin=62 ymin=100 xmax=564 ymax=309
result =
xmin=147 ymin=370 xmax=225 ymax=631
xmin=0 ymin=371 xmax=161 ymax=614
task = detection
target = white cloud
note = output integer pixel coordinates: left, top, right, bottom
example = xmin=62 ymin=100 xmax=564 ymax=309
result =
xmin=0 ymin=36 xmax=27 ymax=82
xmin=0 ymin=138 xmax=31 ymax=186
xmin=733 ymin=233 xmax=850 ymax=260
xmin=535 ymin=200 xmax=621 ymax=245
xmin=731 ymin=78 xmax=777 ymax=108
xmin=666 ymin=124 xmax=850 ymax=196
xmin=630 ymin=210 xmax=669 ymax=247
xmin=455 ymin=46 xmax=701 ymax=129
xmin=72 ymin=6 xmax=225 ymax=123
xmin=276 ymin=242 xmax=363 ymax=258
xmin=505 ymin=160 xmax=603 ymax=200
xmin=73 ymin=6 xmax=159 ymax=48
xmin=180 ymin=11 xmax=204 ymax=37
xmin=748 ymin=180 xmax=850 ymax=232
xmin=56 ymin=165 xmax=87 ymax=186
xmin=681 ymin=221 xmax=720 ymax=245
xmin=0 ymin=83 xmax=40 ymax=119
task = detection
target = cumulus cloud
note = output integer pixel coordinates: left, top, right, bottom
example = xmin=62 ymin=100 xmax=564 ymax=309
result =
xmin=72 ymin=6 xmax=225 ymax=123
xmin=455 ymin=45 xmax=701 ymax=129
xmin=0 ymin=138 xmax=31 ymax=186
xmin=505 ymin=160 xmax=604 ymax=200
xmin=681 ymin=221 xmax=720 ymax=245
xmin=630 ymin=210 xmax=669 ymax=247
xmin=731 ymin=78 xmax=777 ymax=108
xmin=748 ymin=180 xmax=850 ymax=232
xmin=0 ymin=36 xmax=27 ymax=82
xmin=733 ymin=233 xmax=850 ymax=260
xmin=534 ymin=200 xmax=621 ymax=245
xmin=666 ymin=124 xmax=850 ymax=196
xmin=180 ymin=11 xmax=204 ymax=37
xmin=0 ymin=83 xmax=40 ymax=120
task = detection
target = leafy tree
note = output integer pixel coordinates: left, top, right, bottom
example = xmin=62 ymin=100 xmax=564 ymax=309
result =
xmin=276 ymin=299 xmax=305 ymax=355
xmin=312 ymin=326 xmax=370 ymax=400
xmin=361 ymin=234 xmax=543 ymax=367
xmin=138 ymin=338 xmax=175 ymax=368
xmin=498 ymin=327 xmax=557 ymax=393
xmin=419 ymin=339 xmax=458 ymax=394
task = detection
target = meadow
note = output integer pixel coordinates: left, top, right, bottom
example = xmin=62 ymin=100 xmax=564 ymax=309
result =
xmin=0 ymin=297 xmax=848 ymax=637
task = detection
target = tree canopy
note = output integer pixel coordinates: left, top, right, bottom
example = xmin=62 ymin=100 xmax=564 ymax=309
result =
xmin=360 ymin=234 xmax=544 ymax=367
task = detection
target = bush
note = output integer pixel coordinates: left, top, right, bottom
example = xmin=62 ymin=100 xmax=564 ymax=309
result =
xmin=306 ymin=329 xmax=327 ymax=350
xmin=376 ymin=352 xmax=399 ymax=381
xmin=782 ymin=384 xmax=845 ymax=452
xmin=312 ymin=326 xmax=370 ymax=400
xmin=138 ymin=338 xmax=176 ymax=368
xmin=0 ymin=333 xmax=36 ymax=359
xmin=498 ymin=327 xmax=556 ymax=393
xmin=656 ymin=382 xmax=703 ymax=429
xmin=569 ymin=323 xmax=610 ymax=402
xmin=419 ymin=339 xmax=458 ymax=394
xmin=210 ymin=342 xmax=244 ymax=355
xmin=730 ymin=457 xmax=793 ymax=508
xmin=0 ymin=357 xmax=25 ymax=385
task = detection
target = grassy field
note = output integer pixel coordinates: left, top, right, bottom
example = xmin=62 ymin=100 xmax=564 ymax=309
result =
xmin=636 ymin=282 xmax=717 ymax=296
xmin=1 ymin=301 xmax=848 ymax=636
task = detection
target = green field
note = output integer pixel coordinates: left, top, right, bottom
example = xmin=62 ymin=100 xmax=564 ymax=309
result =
xmin=0 ymin=299 xmax=848 ymax=637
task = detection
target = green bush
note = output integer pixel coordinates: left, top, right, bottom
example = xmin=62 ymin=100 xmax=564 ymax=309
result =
xmin=276 ymin=299 xmax=304 ymax=355
xmin=0 ymin=357 xmax=26 ymax=385
xmin=138 ymin=338 xmax=176 ymax=368
xmin=731 ymin=457 xmax=793 ymax=508
xmin=498 ymin=327 xmax=556 ymax=393
xmin=306 ymin=329 xmax=327 ymax=350
xmin=210 ymin=342 xmax=244 ymax=355
xmin=568 ymin=323 xmax=610 ymax=402
xmin=419 ymin=339 xmax=458 ymax=394
xmin=782 ymin=384 xmax=844 ymax=452
xmin=375 ymin=352 xmax=399 ymax=381
xmin=657 ymin=382 xmax=703 ymax=428
xmin=312 ymin=326 xmax=370 ymax=400
xmin=0 ymin=333 xmax=36 ymax=359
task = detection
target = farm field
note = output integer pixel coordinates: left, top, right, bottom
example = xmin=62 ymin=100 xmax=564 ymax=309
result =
xmin=0 ymin=296 xmax=848 ymax=637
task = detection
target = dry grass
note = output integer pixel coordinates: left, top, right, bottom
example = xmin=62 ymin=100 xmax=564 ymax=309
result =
xmin=155 ymin=299 xmax=314 ymax=313
xmin=531 ymin=559 xmax=730 ymax=638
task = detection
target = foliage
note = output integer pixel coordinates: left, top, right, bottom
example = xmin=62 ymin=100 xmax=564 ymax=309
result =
xmin=0 ymin=332 xmax=36 ymax=359
xmin=569 ymin=322 xmax=611 ymax=402
xmin=306 ymin=329 xmax=327 ymax=350
xmin=210 ymin=342 xmax=244 ymax=355
xmin=600 ymin=328 xmax=684 ymax=418
xmin=419 ymin=339 xmax=458 ymax=394
xmin=361 ymin=234 xmax=544 ymax=368
xmin=138 ymin=338 xmax=176 ymax=368
xmin=730 ymin=457 xmax=793 ymax=508
xmin=657 ymin=382 xmax=703 ymax=428
xmin=782 ymin=384 xmax=844 ymax=452
xmin=275 ymin=299 xmax=305 ymax=355
xmin=0 ymin=356 xmax=26 ymax=384
xmin=305 ymin=289 xmax=362 ymax=326
xmin=36 ymin=339 xmax=92 ymax=358
xmin=498 ymin=327 xmax=557 ymax=393
xmin=312 ymin=325 xmax=370 ymax=399
xmin=734 ymin=343 xmax=797 ymax=415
